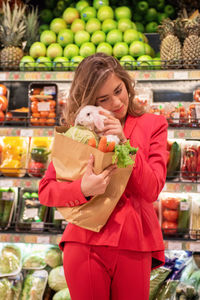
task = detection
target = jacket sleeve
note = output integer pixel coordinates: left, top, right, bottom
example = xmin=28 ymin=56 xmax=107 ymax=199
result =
xmin=130 ymin=115 xmax=168 ymax=202
xmin=38 ymin=162 xmax=88 ymax=207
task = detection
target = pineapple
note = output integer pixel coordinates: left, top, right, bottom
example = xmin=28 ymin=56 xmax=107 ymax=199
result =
xmin=158 ymin=19 xmax=182 ymax=69
xmin=0 ymin=1 xmax=26 ymax=70
xmin=24 ymin=6 xmax=40 ymax=55
xmin=182 ymin=17 xmax=200 ymax=69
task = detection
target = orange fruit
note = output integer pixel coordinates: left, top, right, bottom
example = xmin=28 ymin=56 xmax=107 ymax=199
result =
xmin=0 ymin=96 xmax=8 ymax=111
xmin=5 ymin=112 xmax=13 ymax=121
xmin=0 ymin=84 xmax=7 ymax=96
xmin=46 ymin=118 xmax=55 ymax=126
xmin=32 ymin=112 xmax=40 ymax=118
xmin=40 ymin=111 xmax=49 ymax=117
xmin=0 ymin=111 xmax=5 ymax=122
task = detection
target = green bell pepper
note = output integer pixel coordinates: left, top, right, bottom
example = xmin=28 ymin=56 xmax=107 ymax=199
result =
xmin=31 ymin=147 xmax=50 ymax=163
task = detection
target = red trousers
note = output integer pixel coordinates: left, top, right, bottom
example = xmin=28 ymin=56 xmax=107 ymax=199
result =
xmin=63 ymin=242 xmax=152 ymax=300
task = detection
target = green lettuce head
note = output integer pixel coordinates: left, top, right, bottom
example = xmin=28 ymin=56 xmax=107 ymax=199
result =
xmin=64 ymin=125 xmax=98 ymax=145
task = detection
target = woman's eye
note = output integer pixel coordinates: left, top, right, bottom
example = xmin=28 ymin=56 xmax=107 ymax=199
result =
xmin=115 ymin=88 xmax=122 ymax=95
xmin=99 ymin=98 xmax=108 ymax=103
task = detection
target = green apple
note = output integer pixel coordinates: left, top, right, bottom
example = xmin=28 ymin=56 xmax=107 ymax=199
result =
xmin=152 ymin=57 xmax=161 ymax=70
xmin=36 ymin=56 xmax=52 ymax=71
xmin=93 ymin=0 xmax=109 ymax=10
xmin=118 ymin=18 xmax=133 ymax=32
xmin=97 ymin=6 xmax=114 ymax=21
xmin=57 ymin=29 xmax=74 ymax=47
xmin=64 ymin=44 xmax=80 ymax=59
xmin=144 ymin=43 xmax=155 ymax=57
xmin=85 ymin=18 xmax=101 ymax=34
xmin=50 ymin=18 xmax=67 ymax=34
xmin=135 ymin=22 xmax=144 ymax=32
xmin=145 ymin=22 xmax=158 ymax=33
xmin=123 ymin=29 xmax=140 ymax=44
xmin=138 ymin=32 xmax=148 ymax=43
xmin=120 ymin=55 xmax=136 ymax=70
xmin=74 ymin=30 xmax=90 ymax=47
xmin=129 ymin=41 xmax=146 ymax=57
xmin=81 ymin=6 xmax=96 ymax=21
xmin=47 ymin=43 xmax=63 ymax=59
xmin=70 ymin=55 xmax=84 ymax=70
xmin=102 ymin=19 xmax=117 ymax=33
xmin=76 ymin=0 xmax=89 ymax=12
xmin=80 ymin=42 xmax=96 ymax=57
xmin=29 ymin=42 xmax=47 ymax=59
xmin=62 ymin=7 xmax=79 ymax=24
xmin=71 ymin=19 xmax=85 ymax=32
xmin=40 ymin=30 xmax=57 ymax=46
xmin=53 ymin=57 xmax=69 ymax=71
xmin=106 ymin=29 xmax=123 ymax=45
xmin=96 ymin=42 xmax=112 ymax=56
xmin=20 ymin=56 xmax=35 ymax=71
xmin=137 ymin=55 xmax=153 ymax=70
xmin=115 ymin=6 xmax=132 ymax=21
xmin=39 ymin=24 xmax=49 ymax=35
xmin=145 ymin=8 xmax=157 ymax=22
xmin=113 ymin=42 xmax=129 ymax=58
xmin=91 ymin=30 xmax=106 ymax=45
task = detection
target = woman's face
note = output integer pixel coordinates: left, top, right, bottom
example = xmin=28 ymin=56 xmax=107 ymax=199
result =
xmin=95 ymin=73 xmax=129 ymax=122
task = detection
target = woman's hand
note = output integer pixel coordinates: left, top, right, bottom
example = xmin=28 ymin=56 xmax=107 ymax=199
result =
xmin=98 ymin=111 xmax=127 ymax=143
xmin=81 ymin=154 xmax=117 ymax=197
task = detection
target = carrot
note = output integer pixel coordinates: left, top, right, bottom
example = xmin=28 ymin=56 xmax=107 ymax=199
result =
xmin=106 ymin=141 xmax=115 ymax=152
xmin=88 ymin=138 xmax=97 ymax=148
xmin=98 ymin=136 xmax=107 ymax=152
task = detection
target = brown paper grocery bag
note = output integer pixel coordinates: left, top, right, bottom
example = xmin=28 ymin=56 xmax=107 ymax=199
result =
xmin=51 ymin=126 xmax=134 ymax=232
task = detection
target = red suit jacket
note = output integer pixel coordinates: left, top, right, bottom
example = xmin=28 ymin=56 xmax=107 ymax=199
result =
xmin=39 ymin=113 xmax=168 ymax=269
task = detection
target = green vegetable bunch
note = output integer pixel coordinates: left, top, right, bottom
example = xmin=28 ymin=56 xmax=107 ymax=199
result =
xmin=112 ymin=140 xmax=138 ymax=168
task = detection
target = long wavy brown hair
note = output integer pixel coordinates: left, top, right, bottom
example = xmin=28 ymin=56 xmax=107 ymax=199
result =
xmin=62 ymin=53 xmax=145 ymax=126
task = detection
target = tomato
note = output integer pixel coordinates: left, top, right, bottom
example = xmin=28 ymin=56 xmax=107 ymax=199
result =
xmin=0 ymin=111 xmax=5 ymax=122
xmin=46 ymin=118 xmax=55 ymax=126
xmin=31 ymin=102 xmax=38 ymax=113
xmin=0 ymin=84 xmax=7 ymax=96
xmin=30 ymin=117 xmax=39 ymax=126
xmin=162 ymin=221 xmax=177 ymax=235
xmin=5 ymin=111 xmax=13 ymax=121
xmin=40 ymin=111 xmax=49 ymax=118
xmin=48 ymin=112 xmax=56 ymax=118
xmin=162 ymin=197 xmax=179 ymax=210
xmin=32 ymin=112 xmax=40 ymax=118
xmin=163 ymin=209 xmax=178 ymax=222
xmin=49 ymin=100 xmax=56 ymax=109
xmin=28 ymin=161 xmax=46 ymax=177
xmin=0 ymin=95 xmax=8 ymax=111
xmin=32 ymin=88 xmax=42 ymax=95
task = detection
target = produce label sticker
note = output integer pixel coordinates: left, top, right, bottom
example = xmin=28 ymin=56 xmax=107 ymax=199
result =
xmin=31 ymin=222 xmax=44 ymax=230
xmin=189 ymin=242 xmax=200 ymax=252
xmin=180 ymin=201 xmax=190 ymax=211
xmin=54 ymin=209 xmax=65 ymax=220
xmin=2 ymin=191 xmax=15 ymax=201
xmin=20 ymin=129 xmax=34 ymax=137
xmin=25 ymin=208 xmax=38 ymax=219
xmin=37 ymin=235 xmax=50 ymax=244
xmin=37 ymin=102 xmax=50 ymax=112
xmin=173 ymin=71 xmax=188 ymax=80
xmin=44 ymin=86 xmax=56 ymax=95
xmin=0 ymin=73 xmax=6 ymax=80
xmin=0 ymin=180 xmax=13 ymax=187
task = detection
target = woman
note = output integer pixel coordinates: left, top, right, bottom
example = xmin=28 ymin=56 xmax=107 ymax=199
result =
xmin=39 ymin=53 xmax=168 ymax=300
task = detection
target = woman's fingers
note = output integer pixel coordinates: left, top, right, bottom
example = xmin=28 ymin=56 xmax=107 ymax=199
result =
xmin=101 ymin=164 xmax=117 ymax=179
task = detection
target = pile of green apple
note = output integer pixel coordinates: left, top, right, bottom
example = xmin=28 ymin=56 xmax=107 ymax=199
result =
xmin=20 ymin=0 xmax=161 ymax=71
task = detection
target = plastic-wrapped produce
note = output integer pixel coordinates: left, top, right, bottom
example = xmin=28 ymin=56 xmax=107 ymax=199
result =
xmin=15 ymin=189 xmax=48 ymax=232
xmin=149 ymin=267 xmax=171 ymax=300
xmin=53 ymin=288 xmax=71 ymax=300
xmin=180 ymin=141 xmax=200 ymax=182
xmin=0 ymin=188 xmax=17 ymax=230
xmin=48 ymin=266 xmax=68 ymax=292
xmin=189 ymin=194 xmax=200 ymax=240
xmin=44 ymin=246 xmax=63 ymax=268
xmin=165 ymin=102 xmax=189 ymax=128
xmin=28 ymin=137 xmax=52 ymax=178
xmin=0 ymin=244 xmax=22 ymax=277
xmin=166 ymin=139 xmax=181 ymax=180
xmin=0 ymin=137 xmax=29 ymax=177
xmin=22 ymin=252 xmax=46 ymax=270
xmin=187 ymin=102 xmax=200 ymax=128
xmin=21 ymin=270 xmax=48 ymax=300
xmin=0 ymin=273 xmax=23 ymax=300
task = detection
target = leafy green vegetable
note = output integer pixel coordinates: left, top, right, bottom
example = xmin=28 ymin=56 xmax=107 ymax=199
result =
xmin=21 ymin=270 xmax=48 ymax=300
xmin=112 ymin=140 xmax=138 ymax=168
xmin=23 ymin=254 xmax=46 ymax=269
xmin=48 ymin=266 xmax=68 ymax=292
xmin=64 ymin=125 xmax=99 ymax=145
xmin=0 ymin=252 xmax=20 ymax=274
xmin=0 ymin=278 xmax=12 ymax=299
xmin=53 ymin=288 xmax=71 ymax=300
xmin=45 ymin=247 xmax=62 ymax=268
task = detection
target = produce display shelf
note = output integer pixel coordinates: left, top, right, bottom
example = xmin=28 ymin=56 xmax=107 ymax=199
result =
xmin=0 ymin=232 xmax=200 ymax=250
xmin=0 ymin=127 xmax=199 ymax=139
xmin=163 ymin=182 xmax=200 ymax=193
xmin=1 ymin=70 xmax=200 ymax=82
xmin=0 ymin=177 xmax=39 ymax=189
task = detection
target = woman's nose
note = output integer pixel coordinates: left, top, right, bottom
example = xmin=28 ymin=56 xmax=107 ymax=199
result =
xmin=111 ymin=95 xmax=121 ymax=105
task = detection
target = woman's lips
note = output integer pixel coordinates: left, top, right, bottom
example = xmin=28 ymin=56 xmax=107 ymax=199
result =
xmin=113 ymin=105 xmax=124 ymax=114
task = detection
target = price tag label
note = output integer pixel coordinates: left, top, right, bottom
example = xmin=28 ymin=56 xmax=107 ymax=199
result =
xmin=197 ymin=185 xmax=200 ymax=193
xmin=167 ymin=241 xmax=182 ymax=250
xmin=167 ymin=130 xmax=174 ymax=139
xmin=44 ymin=86 xmax=56 ymax=95
xmin=31 ymin=222 xmax=44 ymax=230
xmin=2 ymin=192 xmax=15 ymax=201
xmin=20 ymin=129 xmax=33 ymax=137
xmin=189 ymin=242 xmax=200 ymax=251
xmin=174 ymin=71 xmax=188 ymax=80
xmin=0 ymin=180 xmax=13 ymax=187
xmin=38 ymin=102 xmax=50 ymax=112
xmin=0 ymin=73 xmax=6 ymax=80
xmin=37 ymin=235 xmax=50 ymax=244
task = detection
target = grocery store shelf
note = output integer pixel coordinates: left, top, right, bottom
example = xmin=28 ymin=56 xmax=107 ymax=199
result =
xmin=0 ymin=232 xmax=200 ymax=250
xmin=0 ymin=177 xmax=39 ymax=189
xmin=163 ymin=182 xmax=200 ymax=193
xmin=1 ymin=69 xmax=200 ymax=82
xmin=0 ymin=127 xmax=54 ymax=137
xmin=168 ymin=128 xmax=200 ymax=139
